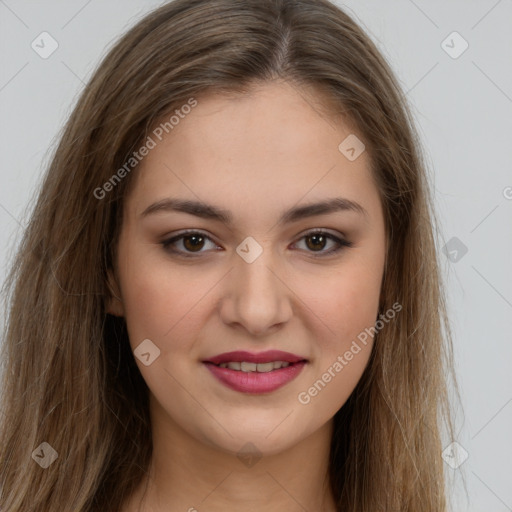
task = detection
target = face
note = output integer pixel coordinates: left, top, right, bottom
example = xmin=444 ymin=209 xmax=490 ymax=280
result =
xmin=107 ymin=81 xmax=387 ymax=456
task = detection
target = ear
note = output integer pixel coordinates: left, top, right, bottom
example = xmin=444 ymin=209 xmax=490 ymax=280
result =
xmin=106 ymin=268 xmax=125 ymax=317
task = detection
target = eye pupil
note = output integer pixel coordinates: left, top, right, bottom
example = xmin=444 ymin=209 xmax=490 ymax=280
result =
xmin=183 ymin=234 xmax=204 ymax=252
xmin=306 ymin=233 xmax=326 ymax=251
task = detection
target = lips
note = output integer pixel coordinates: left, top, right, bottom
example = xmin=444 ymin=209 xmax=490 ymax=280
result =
xmin=215 ymin=361 xmax=291 ymax=372
xmin=202 ymin=350 xmax=308 ymax=394
xmin=204 ymin=350 xmax=307 ymax=365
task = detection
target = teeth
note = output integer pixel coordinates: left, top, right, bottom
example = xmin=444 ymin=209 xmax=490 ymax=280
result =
xmin=240 ymin=362 xmax=257 ymax=372
xmin=217 ymin=361 xmax=292 ymax=372
xmin=255 ymin=362 xmax=274 ymax=373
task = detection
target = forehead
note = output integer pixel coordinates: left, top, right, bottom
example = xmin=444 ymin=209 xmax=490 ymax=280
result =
xmin=124 ymin=81 xmax=380 ymax=224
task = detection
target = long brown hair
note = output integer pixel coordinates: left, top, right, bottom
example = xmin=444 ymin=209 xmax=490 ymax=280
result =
xmin=0 ymin=0 xmax=457 ymax=510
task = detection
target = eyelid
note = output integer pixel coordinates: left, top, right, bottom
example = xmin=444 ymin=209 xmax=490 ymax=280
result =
xmin=296 ymin=227 xmax=347 ymax=240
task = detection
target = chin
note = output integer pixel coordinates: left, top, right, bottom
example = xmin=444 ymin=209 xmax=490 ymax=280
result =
xmin=196 ymin=417 xmax=312 ymax=458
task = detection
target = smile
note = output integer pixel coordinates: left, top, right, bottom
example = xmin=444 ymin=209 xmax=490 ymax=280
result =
xmin=216 ymin=361 xmax=290 ymax=372
xmin=202 ymin=350 xmax=308 ymax=393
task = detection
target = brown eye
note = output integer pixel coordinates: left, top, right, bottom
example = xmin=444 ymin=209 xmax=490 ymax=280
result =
xmin=162 ymin=231 xmax=218 ymax=256
xmin=182 ymin=234 xmax=205 ymax=252
xmin=293 ymin=230 xmax=353 ymax=257
xmin=162 ymin=230 xmax=352 ymax=259
xmin=305 ymin=233 xmax=328 ymax=251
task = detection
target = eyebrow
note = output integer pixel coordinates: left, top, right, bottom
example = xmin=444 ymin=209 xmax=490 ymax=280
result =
xmin=140 ymin=196 xmax=368 ymax=225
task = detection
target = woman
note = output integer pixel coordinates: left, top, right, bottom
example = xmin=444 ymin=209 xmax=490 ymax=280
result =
xmin=0 ymin=0 xmax=457 ymax=510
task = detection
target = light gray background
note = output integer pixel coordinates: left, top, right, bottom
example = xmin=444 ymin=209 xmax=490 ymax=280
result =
xmin=1 ymin=1 xmax=511 ymax=510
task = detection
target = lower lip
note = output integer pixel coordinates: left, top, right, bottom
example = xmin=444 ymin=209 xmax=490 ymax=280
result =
xmin=203 ymin=361 xmax=307 ymax=394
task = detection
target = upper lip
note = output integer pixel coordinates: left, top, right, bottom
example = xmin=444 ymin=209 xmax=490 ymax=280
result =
xmin=204 ymin=350 xmax=307 ymax=365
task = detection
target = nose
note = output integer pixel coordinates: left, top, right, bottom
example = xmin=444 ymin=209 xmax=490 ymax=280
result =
xmin=218 ymin=245 xmax=293 ymax=337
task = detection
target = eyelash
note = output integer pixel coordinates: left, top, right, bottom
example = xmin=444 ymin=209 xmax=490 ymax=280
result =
xmin=161 ymin=229 xmax=353 ymax=258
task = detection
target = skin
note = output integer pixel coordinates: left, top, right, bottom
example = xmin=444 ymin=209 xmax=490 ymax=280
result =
xmin=107 ymin=80 xmax=387 ymax=512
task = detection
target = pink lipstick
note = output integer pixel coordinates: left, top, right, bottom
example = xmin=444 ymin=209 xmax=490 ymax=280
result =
xmin=202 ymin=350 xmax=307 ymax=394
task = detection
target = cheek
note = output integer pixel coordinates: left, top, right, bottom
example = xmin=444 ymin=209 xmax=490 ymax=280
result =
xmin=294 ymin=275 xmax=379 ymax=416
xmin=307 ymin=284 xmax=377 ymax=402
xmin=296 ymin=257 xmax=382 ymax=414
xmin=310 ymin=261 xmax=382 ymax=347
xmin=116 ymin=237 xmax=174 ymax=342
xmin=121 ymin=271 xmax=189 ymax=343
xmin=118 ymin=247 xmax=220 ymax=355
